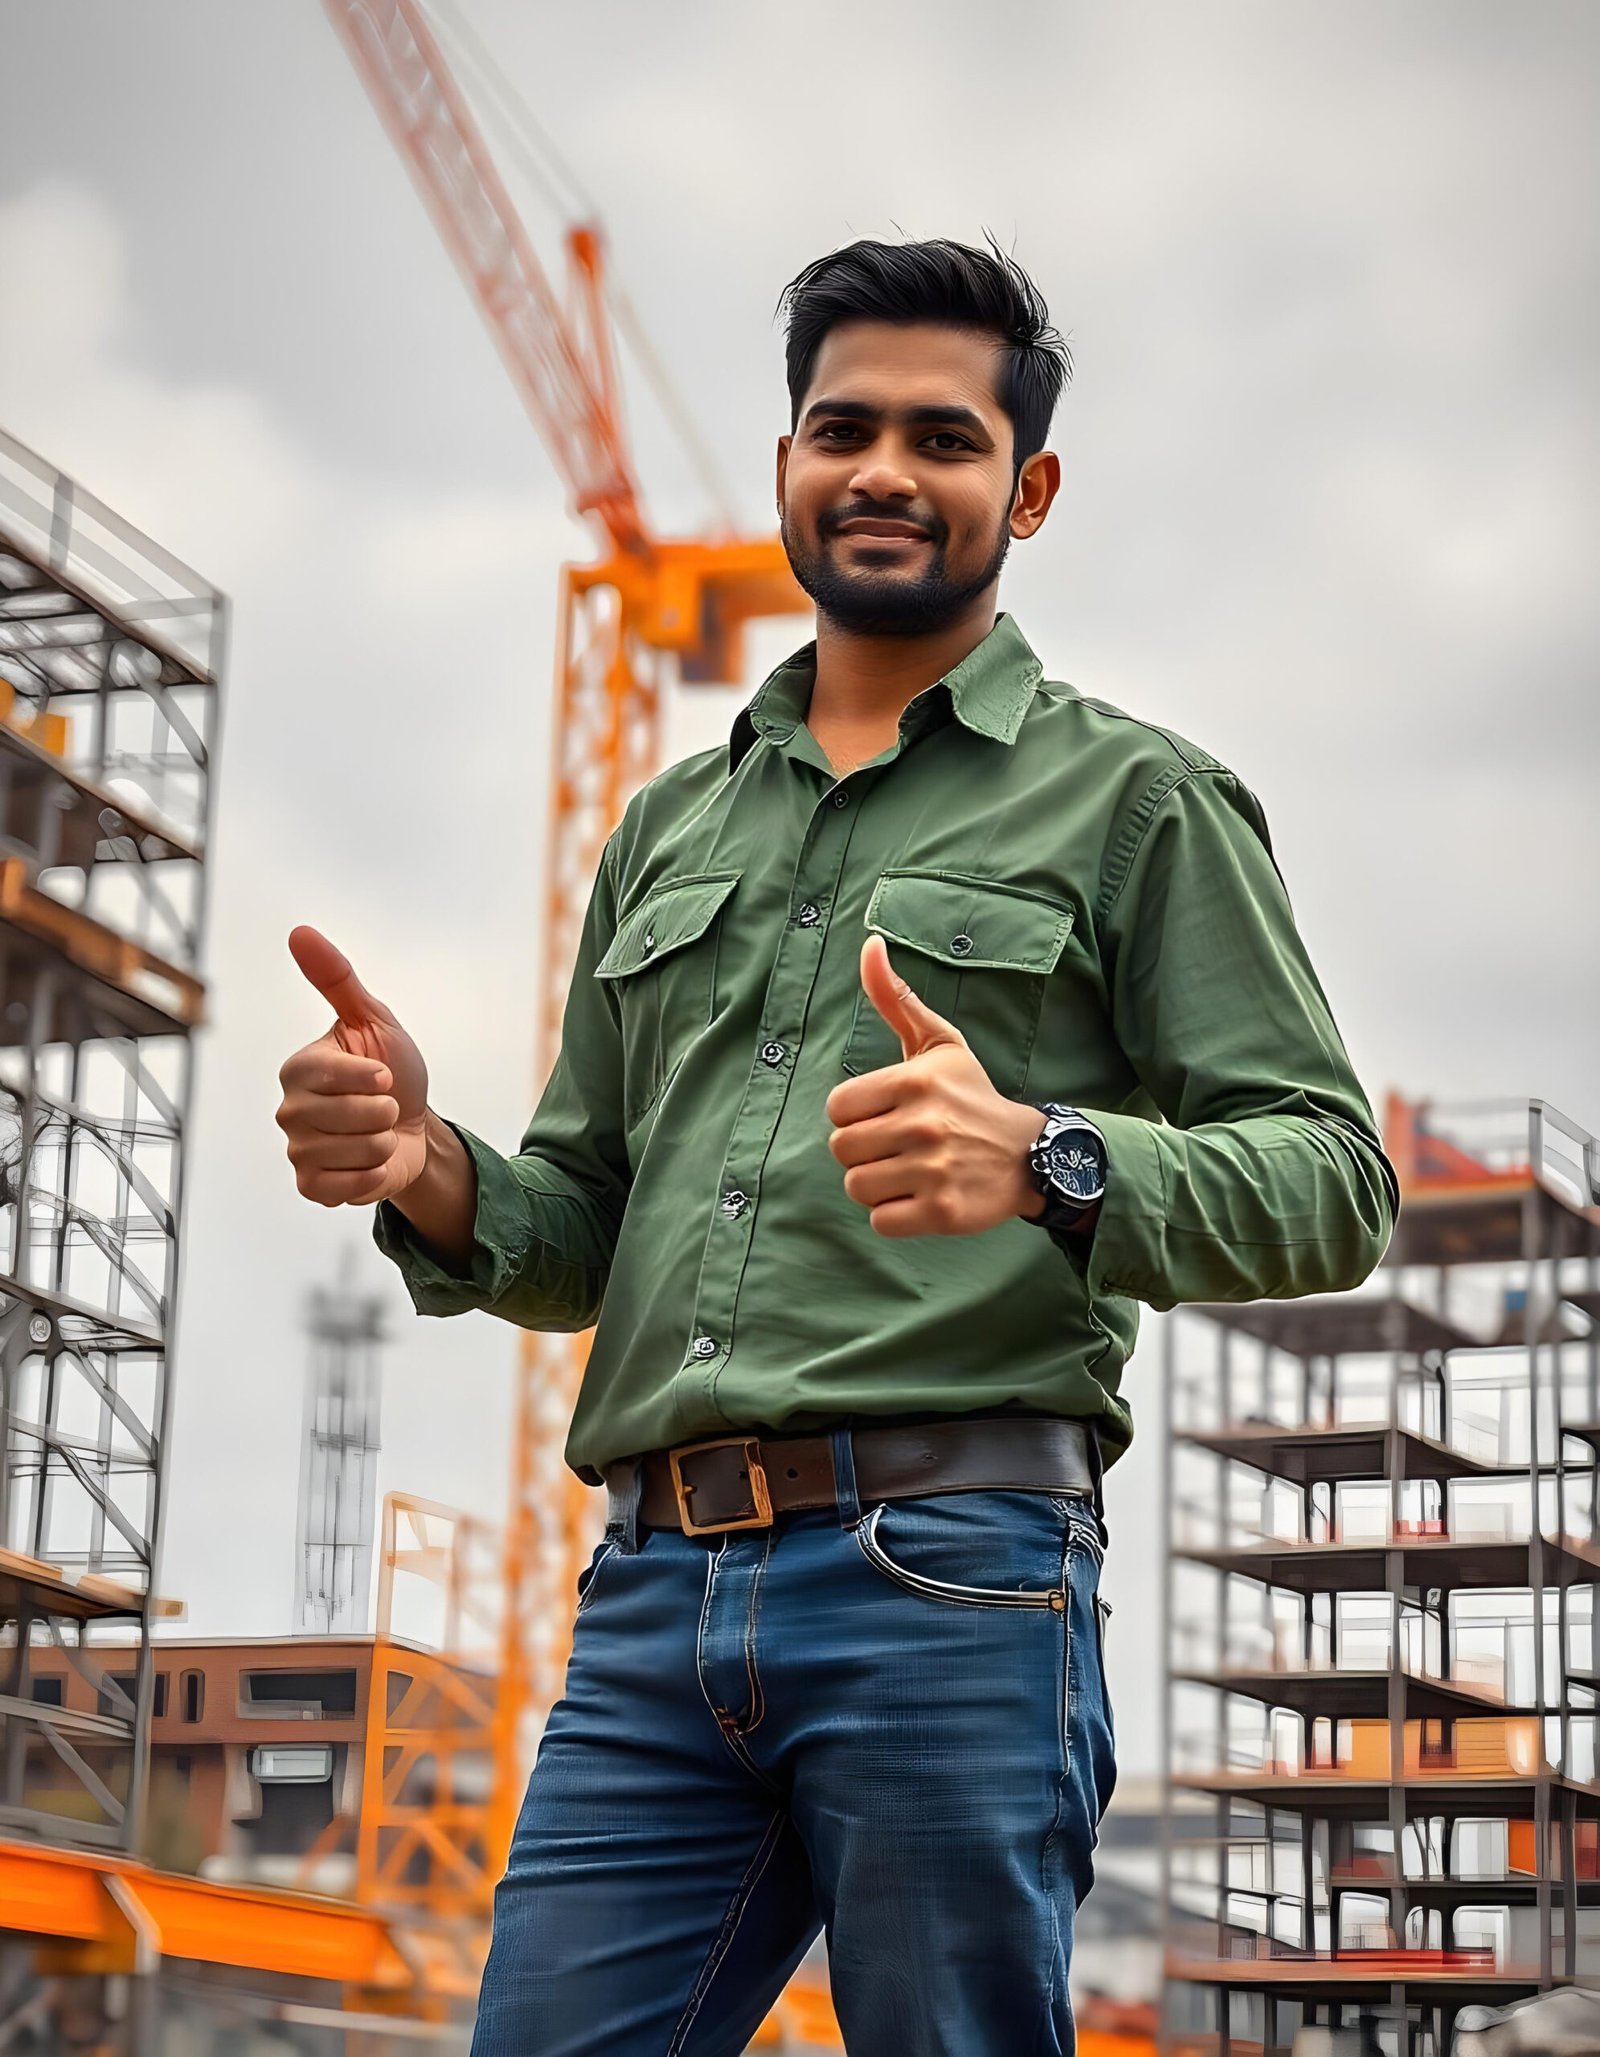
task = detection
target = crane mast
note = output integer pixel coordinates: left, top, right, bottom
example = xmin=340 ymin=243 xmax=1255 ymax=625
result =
xmin=322 ymin=0 xmax=808 ymax=1895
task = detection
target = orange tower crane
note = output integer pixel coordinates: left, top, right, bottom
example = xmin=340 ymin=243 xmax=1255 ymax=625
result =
xmin=322 ymin=0 xmax=810 ymax=1883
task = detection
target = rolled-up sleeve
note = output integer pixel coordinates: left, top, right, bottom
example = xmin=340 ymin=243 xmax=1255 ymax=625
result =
xmin=1078 ymin=766 xmax=1398 ymax=1309
xmin=371 ymin=833 xmax=632 ymax=1330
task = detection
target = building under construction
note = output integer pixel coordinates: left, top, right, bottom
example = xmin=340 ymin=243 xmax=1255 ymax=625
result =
xmin=1162 ymin=1095 xmax=1600 ymax=2055
xmin=0 ymin=430 xmax=505 ymax=2052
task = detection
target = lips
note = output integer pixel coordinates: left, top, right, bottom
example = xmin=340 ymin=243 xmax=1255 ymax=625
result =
xmin=833 ymin=520 xmax=933 ymax=542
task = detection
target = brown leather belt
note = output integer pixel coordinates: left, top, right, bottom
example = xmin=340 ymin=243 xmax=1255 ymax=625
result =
xmin=603 ymin=1416 xmax=1097 ymax=1537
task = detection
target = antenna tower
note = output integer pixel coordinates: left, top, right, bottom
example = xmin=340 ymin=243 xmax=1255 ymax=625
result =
xmin=294 ymin=1248 xmax=386 ymax=1635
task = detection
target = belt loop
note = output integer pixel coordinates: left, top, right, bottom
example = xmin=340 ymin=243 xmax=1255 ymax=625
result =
xmin=607 ymin=1458 xmax=642 ymax=1555
xmin=829 ymin=1427 xmax=862 ymax=1530
xmin=1087 ymin=1423 xmax=1106 ymax=1534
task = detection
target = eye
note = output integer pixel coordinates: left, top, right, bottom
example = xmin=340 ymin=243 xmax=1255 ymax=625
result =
xmin=925 ymin=432 xmax=975 ymax=453
xmin=815 ymin=423 xmax=861 ymax=443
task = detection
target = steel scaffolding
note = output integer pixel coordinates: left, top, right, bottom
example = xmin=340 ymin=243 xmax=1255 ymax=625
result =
xmin=0 ymin=425 xmax=224 ymax=1858
xmin=1161 ymin=1097 xmax=1600 ymax=2056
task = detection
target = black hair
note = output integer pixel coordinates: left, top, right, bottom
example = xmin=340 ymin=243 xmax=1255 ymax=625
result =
xmin=776 ymin=233 xmax=1072 ymax=481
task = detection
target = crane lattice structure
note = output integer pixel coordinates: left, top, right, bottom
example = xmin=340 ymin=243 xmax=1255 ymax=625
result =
xmin=322 ymin=0 xmax=811 ymax=1885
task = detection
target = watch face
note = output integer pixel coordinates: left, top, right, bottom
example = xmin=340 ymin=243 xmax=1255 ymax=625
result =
xmin=1048 ymin=1132 xmax=1104 ymax=1202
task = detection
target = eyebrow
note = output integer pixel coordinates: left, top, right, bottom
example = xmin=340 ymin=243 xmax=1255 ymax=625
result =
xmin=801 ymin=397 xmax=993 ymax=438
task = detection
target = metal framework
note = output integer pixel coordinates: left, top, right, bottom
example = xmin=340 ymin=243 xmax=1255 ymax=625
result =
xmin=0 ymin=427 xmax=223 ymax=1856
xmin=1160 ymin=1096 xmax=1600 ymax=2056
xmin=294 ymin=1254 xmax=387 ymax=1637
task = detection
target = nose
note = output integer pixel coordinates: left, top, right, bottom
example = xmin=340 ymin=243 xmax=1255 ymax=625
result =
xmin=847 ymin=456 xmax=918 ymax=502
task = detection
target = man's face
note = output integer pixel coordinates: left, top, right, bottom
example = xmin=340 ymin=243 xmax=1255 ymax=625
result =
xmin=777 ymin=320 xmax=1039 ymax=637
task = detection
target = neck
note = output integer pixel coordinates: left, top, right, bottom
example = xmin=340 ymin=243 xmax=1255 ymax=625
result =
xmin=808 ymin=593 xmax=999 ymax=731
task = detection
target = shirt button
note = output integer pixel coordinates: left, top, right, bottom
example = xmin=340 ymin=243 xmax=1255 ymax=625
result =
xmin=949 ymin=933 xmax=974 ymax=956
xmin=690 ymin=1335 xmax=719 ymax=1360
xmin=759 ymin=1040 xmax=786 ymax=1067
xmin=642 ymin=931 xmax=656 ymax=954
xmin=720 ymin=1189 xmax=749 ymax=1219
xmin=796 ymin=903 xmax=821 ymax=927
xmin=831 ymin=790 xmax=850 ymax=808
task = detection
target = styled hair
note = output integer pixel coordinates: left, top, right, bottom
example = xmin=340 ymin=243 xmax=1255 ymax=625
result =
xmin=776 ymin=233 xmax=1072 ymax=479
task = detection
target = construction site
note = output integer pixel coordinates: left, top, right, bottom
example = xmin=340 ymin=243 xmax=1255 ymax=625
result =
xmin=1 ymin=4 xmax=1596 ymax=2055
xmin=0 ymin=2 xmax=847 ymax=2044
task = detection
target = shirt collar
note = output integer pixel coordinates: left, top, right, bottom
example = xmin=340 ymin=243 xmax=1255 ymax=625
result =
xmin=727 ymin=610 xmax=1046 ymax=777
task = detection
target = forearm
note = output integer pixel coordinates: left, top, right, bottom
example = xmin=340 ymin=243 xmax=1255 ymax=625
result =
xmin=1087 ymin=764 xmax=1397 ymax=1310
xmin=1085 ymin=1101 xmax=1395 ymax=1309
xmin=373 ymin=830 xmax=631 ymax=1330
xmin=387 ymin=1108 xmax=479 ymax=1273
xmin=372 ymin=1115 xmax=622 ymax=1329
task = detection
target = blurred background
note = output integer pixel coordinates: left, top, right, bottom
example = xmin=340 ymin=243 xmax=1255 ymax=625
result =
xmin=0 ymin=2 xmax=1595 ymax=2051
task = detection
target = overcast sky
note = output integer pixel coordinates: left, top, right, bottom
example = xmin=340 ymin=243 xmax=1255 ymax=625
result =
xmin=1 ymin=0 xmax=1595 ymax=1777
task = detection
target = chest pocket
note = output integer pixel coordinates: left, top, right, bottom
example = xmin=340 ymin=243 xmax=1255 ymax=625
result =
xmin=595 ymin=871 xmax=741 ymax=1129
xmin=841 ymin=869 xmax=1074 ymax=1099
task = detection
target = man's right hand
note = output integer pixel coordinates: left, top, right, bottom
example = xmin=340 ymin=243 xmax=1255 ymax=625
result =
xmin=276 ymin=926 xmax=429 ymax=1208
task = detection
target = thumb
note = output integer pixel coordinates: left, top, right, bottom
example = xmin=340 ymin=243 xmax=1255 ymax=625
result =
xmin=859 ymin=933 xmax=965 ymax=1061
xmin=288 ymin=925 xmax=398 ymax=1032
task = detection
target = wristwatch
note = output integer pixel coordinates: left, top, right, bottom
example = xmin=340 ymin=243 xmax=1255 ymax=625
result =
xmin=1026 ymin=1102 xmax=1108 ymax=1236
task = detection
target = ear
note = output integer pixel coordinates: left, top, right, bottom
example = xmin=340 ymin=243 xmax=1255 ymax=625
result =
xmin=1010 ymin=448 xmax=1061 ymax=539
xmin=776 ymin=433 xmax=792 ymax=515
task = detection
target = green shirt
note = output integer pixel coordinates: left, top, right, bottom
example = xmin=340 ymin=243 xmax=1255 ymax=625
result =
xmin=374 ymin=612 xmax=1397 ymax=1483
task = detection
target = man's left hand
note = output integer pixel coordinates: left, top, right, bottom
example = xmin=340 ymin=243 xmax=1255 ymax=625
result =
xmin=825 ymin=934 xmax=1054 ymax=1238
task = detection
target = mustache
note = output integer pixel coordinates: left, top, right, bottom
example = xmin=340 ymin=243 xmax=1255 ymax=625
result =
xmin=818 ymin=502 xmax=943 ymax=543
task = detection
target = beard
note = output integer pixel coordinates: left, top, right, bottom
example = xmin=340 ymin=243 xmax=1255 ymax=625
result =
xmin=780 ymin=504 xmax=1013 ymax=637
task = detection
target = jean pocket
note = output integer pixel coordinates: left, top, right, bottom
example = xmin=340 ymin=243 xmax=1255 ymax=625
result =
xmin=852 ymin=1491 xmax=1071 ymax=1613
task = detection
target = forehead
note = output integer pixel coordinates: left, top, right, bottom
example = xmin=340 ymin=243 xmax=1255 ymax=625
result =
xmin=801 ymin=320 xmax=1005 ymax=419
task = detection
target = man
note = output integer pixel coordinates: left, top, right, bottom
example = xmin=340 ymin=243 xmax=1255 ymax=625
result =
xmin=276 ymin=236 xmax=1397 ymax=2054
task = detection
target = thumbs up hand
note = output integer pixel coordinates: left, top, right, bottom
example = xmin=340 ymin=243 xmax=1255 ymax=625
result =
xmin=853 ymin=926 xmax=969 ymax=1064
xmin=275 ymin=926 xmax=430 ymax=1207
xmin=824 ymin=934 xmax=1051 ymax=1239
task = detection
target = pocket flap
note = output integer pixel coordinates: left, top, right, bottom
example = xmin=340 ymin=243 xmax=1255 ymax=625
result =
xmin=595 ymin=871 xmax=741 ymax=980
xmin=864 ymin=870 xmax=1073 ymax=974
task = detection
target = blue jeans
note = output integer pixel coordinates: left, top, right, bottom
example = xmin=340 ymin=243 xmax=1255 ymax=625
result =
xmin=471 ymin=1481 xmax=1117 ymax=2056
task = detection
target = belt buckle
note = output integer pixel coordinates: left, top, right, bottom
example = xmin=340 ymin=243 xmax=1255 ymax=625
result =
xmin=669 ymin=1437 xmax=774 ymax=1536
